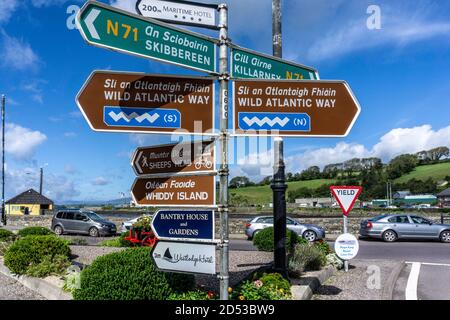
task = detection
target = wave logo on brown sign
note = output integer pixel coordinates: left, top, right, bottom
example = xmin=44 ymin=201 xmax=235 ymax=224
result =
xmin=131 ymin=175 xmax=215 ymax=207
xmin=131 ymin=140 xmax=214 ymax=176
xmin=76 ymin=71 xmax=215 ymax=135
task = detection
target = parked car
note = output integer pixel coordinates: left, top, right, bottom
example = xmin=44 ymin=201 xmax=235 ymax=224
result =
xmin=121 ymin=214 xmax=153 ymax=233
xmin=51 ymin=209 xmax=117 ymax=237
xmin=245 ymin=216 xmax=325 ymax=241
xmin=360 ymin=214 xmax=450 ymax=243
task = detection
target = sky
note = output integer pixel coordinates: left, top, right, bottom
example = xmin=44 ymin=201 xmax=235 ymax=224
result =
xmin=1 ymin=0 xmax=450 ymax=203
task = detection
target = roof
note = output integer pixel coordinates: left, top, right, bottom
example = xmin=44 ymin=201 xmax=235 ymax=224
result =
xmin=6 ymin=189 xmax=53 ymax=205
xmin=393 ymin=191 xmax=411 ymax=198
xmin=438 ymin=187 xmax=450 ymax=197
xmin=404 ymin=195 xmax=437 ymax=200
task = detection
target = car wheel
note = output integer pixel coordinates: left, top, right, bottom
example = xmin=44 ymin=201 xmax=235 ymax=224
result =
xmin=439 ymin=230 xmax=450 ymax=243
xmin=303 ymin=230 xmax=317 ymax=242
xmin=382 ymin=230 xmax=398 ymax=242
xmin=53 ymin=225 xmax=63 ymax=235
xmin=89 ymin=227 xmax=99 ymax=237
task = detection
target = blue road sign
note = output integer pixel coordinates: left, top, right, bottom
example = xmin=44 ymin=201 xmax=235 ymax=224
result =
xmin=151 ymin=210 xmax=214 ymax=242
xmin=103 ymin=106 xmax=181 ymax=128
xmin=237 ymin=112 xmax=311 ymax=132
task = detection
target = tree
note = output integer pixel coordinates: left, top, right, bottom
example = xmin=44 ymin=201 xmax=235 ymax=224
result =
xmin=428 ymin=146 xmax=449 ymax=161
xmin=386 ymin=154 xmax=418 ymax=179
xmin=229 ymin=176 xmax=250 ymax=188
xmin=300 ymin=166 xmax=321 ymax=180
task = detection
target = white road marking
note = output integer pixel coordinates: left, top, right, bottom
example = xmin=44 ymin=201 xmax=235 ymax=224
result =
xmin=405 ymin=262 xmax=421 ymax=300
xmin=406 ymin=261 xmax=450 ymax=267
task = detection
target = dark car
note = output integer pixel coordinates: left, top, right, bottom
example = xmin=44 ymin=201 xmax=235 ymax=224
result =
xmin=51 ymin=210 xmax=117 ymax=237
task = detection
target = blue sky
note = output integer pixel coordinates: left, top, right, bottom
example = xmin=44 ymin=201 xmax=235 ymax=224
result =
xmin=1 ymin=0 xmax=450 ymax=202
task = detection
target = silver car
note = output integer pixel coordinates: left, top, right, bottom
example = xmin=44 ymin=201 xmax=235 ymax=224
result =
xmin=245 ymin=216 xmax=325 ymax=242
xmin=360 ymin=214 xmax=450 ymax=243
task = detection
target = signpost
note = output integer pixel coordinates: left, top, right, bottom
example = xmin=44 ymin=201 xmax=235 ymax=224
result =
xmin=136 ymin=0 xmax=218 ymax=29
xmin=233 ymin=79 xmax=361 ymax=137
xmin=76 ymin=71 xmax=215 ymax=135
xmin=330 ymin=186 xmax=362 ymax=272
xmin=131 ymin=175 xmax=215 ymax=207
xmin=151 ymin=241 xmax=216 ymax=274
xmin=230 ymin=45 xmax=319 ymax=80
xmin=131 ymin=140 xmax=214 ymax=176
xmin=151 ymin=209 xmax=214 ymax=241
xmin=76 ymin=1 xmax=218 ymax=74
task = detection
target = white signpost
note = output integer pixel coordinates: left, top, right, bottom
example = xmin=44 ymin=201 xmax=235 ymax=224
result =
xmin=151 ymin=241 xmax=216 ymax=275
xmin=330 ymin=186 xmax=362 ymax=272
xmin=136 ymin=0 xmax=218 ymax=29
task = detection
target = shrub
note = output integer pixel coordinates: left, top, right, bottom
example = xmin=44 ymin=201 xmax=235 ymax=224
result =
xmin=253 ymin=227 xmax=298 ymax=252
xmin=288 ymin=243 xmax=327 ymax=277
xmin=63 ymin=270 xmax=81 ymax=293
xmin=232 ymin=272 xmax=291 ymax=300
xmin=26 ymin=254 xmax=71 ymax=277
xmin=297 ymin=237 xmax=309 ymax=245
xmin=168 ymin=290 xmax=216 ymax=300
xmin=4 ymin=235 xmax=71 ymax=275
xmin=0 ymin=229 xmax=15 ymax=242
xmin=73 ymin=247 xmax=195 ymax=300
xmin=326 ymin=253 xmax=344 ymax=270
xmin=18 ymin=227 xmax=53 ymax=237
xmin=315 ymin=240 xmax=332 ymax=255
xmin=69 ymin=238 xmax=88 ymax=246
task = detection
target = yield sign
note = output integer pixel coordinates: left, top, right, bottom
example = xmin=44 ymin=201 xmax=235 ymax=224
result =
xmin=330 ymin=186 xmax=362 ymax=216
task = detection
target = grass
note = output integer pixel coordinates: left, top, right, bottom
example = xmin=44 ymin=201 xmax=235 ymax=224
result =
xmin=230 ymin=179 xmax=335 ymax=205
xmin=395 ymin=162 xmax=450 ymax=183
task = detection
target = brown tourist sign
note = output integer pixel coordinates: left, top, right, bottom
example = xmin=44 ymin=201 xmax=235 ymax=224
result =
xmin=232 ymin=79 xmax=361 ymax=137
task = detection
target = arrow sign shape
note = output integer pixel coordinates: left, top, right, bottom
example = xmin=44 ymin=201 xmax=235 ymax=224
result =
xmin=76 ymin=1 xmax=218 ymax=74
xmin=330 ymin=186 xmax=363 ymax=216
xmin=85 ymin=8 xmax=100 ymax=39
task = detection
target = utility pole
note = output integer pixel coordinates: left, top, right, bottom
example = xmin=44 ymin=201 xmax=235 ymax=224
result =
xmin=218 ymin=3 xmax=230 ymax=300
xmin=1 ymin=95 xmax=5 ymax=226
xmin=271 ymin=0 xmax=287 ymax=275
xmin=39 ymin=167 xmax=43 ymax=195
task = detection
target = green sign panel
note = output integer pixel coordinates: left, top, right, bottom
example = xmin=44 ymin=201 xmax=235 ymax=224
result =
xmin=76 ymin=1 xmax=217 ymax=74
xmin=230 ymin=45 xmax=318 ymax=80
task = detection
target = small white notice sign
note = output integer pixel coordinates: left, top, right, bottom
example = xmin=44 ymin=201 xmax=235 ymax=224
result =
xmin=334 ymin=233 xmax=359 ymax=260
xmin=136 ymin=0 xmax=217 ymax=28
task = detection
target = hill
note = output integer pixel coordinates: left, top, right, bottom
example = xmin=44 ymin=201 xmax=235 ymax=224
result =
xmin=394 ymin=162 xmax=450 ymax=183
xmin=230 ymin=179 xmax=336 ymax=205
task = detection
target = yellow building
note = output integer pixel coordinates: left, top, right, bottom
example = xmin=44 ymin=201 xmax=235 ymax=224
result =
xmin=6 ymin=189 xmax=53 ymax=216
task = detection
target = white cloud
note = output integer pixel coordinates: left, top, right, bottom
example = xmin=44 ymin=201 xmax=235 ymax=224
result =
xmin=1 ymin=32 xmax=40 ymax=71
xmin=91 ymin=176 xmax=110 ymax=186
xmin=2 ymin=123 xmax=47 ymax=160
xmin=5 ymin=167 xmax=80 ymax=202
xmin=31 ymin=0 xmax=69 ymax=7
xmin=0 ymin=1 xmax=19 ymax=23
xmin=21 ymin=79 xmax=47 ymax=104
xmin=64 ymin=164 xmax=78 ymax=175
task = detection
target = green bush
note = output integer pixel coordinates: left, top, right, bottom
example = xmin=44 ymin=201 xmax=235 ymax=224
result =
xmin=73 ymin=247 xmax=195 ymax=300
xmin=288 ymin=243 xmax=327 ymax=277
xmin=297 ymin=237 xmax=310 ymax=245
xmin=253 ymin=227 xmax=298 ymax=252
xmin=168 ymin=290 xmax=216 ymax=300
xmin=232 ymin=272 xmax=291 ymax=300
xmin=18 ymin=227 xmax=53 ymax=237
xmin=99 ymin=232 xmax=137 ymax=247
xmin=4 ymin=235 xmax=71 ymax=275
xmin=315 ymin=240 xmax=332 ymax=255
xmin=326 ymin=253 xmax=344 ymax=270
xmin=0 ymin=229 xmax=15 ymax=242
xmin=26 ymin=254 xmax=70 ymax=277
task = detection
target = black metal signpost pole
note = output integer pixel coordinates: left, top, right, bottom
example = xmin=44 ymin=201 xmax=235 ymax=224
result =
xmin=1 ymin=95 xmax=5 ymax=226
xmin=271 ymin=0 xmax=287 ymax=274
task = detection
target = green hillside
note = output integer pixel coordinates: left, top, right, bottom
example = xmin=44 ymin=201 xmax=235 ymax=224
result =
xmin=395 ymin=162 xmax=450 ymax=183
xmin=230 ymin=179 xmax=335 ymax=205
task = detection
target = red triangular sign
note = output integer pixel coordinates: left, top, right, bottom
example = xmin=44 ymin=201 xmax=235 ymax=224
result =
xmin=330 ymin=186 xmax=362 ymax=216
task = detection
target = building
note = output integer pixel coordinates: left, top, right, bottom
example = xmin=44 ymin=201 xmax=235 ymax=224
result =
xmin=437 ymin=187 xmax=450 ymax=208
xmin=6 ymin=189 xmax=53 ymax=216
xmin=394 ymin=194 xmax=437 ymax=206
xmin=393 ymin=190 xmax=411 ymax=199
xmin=295 ymin=197 xmax=338 ymax=208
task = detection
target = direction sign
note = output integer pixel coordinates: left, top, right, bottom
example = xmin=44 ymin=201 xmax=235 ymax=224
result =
xmin=330 ymin=186 xmax=363 ymax=216
xmin=151 ymin=241 xmax=216 ymax=274
xmin=232 ymin=79 xmax=361 ymax=137
xmin=131 ymin=140 xmax=214 ymax=176
xmin=151 ymin=210 xmax=214 ymax=241
xmin=230 ymin=45 xmax=319 ymax=80
xmin=131 ymin=175 xmax=215 ymax=207
xmin=76 ymin=1 xmax=217 ymax=74
xmin=76 ymin=71 xmax=215 ymax=135
xmin=136 ymin=0 xmax=218 ymax=29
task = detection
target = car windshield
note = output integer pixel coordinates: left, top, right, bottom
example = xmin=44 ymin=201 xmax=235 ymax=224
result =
xmin=84 ymin=211 xmax=104 ymax=222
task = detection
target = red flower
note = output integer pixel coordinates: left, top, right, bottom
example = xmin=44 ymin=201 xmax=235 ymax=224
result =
xmin=207 ymin=291 xmax=215 ymax=299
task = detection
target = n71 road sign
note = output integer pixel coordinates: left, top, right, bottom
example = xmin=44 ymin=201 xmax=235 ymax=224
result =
xmin=76 ymin=1 xmax=217 ymax=74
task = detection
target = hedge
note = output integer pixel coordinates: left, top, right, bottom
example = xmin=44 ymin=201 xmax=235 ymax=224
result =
xmin=18 ymin=227 xmax=53 ymax=237
xmin=253 ymin=227 xmax=298 ymax=252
